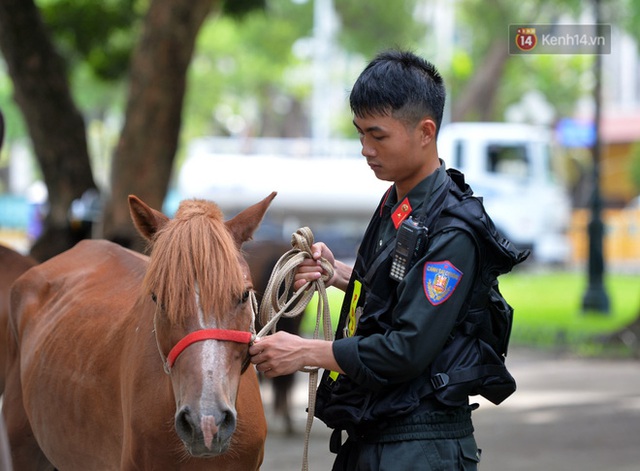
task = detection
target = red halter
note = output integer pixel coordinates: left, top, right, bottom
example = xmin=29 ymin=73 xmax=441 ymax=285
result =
xmin=166 ymin=329 xmax=253 ymax=370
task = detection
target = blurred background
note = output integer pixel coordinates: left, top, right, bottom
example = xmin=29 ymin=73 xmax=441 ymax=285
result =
xmin=1 ymin=0 xmax=639 ymax=375
xmin=1 ymin=1 xmax=640 ymax=469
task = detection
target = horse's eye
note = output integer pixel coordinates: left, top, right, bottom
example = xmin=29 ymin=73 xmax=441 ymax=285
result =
xmin=240 ymin=290 xmax=250 ymax=304
xmin=150 ymin=293 xmax=166 ymax=310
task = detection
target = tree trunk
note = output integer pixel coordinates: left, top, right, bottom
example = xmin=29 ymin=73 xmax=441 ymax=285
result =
xmin=0 ymin=0 xmax=97 ymax=261
xmin=451 ymin=38 xmax=510 ymax=122
xmin=103 ymin=0 xmax=217 ymax=251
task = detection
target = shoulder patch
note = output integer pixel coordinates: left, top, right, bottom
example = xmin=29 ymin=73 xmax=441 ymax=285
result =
xmin=423 ymin=260 xmax=463 ymax=306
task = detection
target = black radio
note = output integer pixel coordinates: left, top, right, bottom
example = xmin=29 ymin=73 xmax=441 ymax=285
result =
xmin=390 ymin=217 xmax=428 ymax=281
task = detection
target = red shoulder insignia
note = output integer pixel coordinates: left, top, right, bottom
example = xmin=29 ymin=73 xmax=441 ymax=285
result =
xmin=391 ymin=197 xmax=412 ymax=229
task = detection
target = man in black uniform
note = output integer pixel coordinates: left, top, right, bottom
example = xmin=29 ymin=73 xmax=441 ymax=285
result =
xmin=250 ymin=49 xmax=482 ymax=470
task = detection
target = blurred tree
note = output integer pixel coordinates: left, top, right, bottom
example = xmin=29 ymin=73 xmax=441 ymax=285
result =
xmin=449 ymin=0 xmax=640 ymax=124
xmin=39 ymin=0 xmax=141 ymax=81
xmin=2 ymin=0 xmax=639 ymax=258
xmin=182 ymin=0 xmax=429 ymax=146
xmin=0 ymin=0 xmax=264 ymax=258
xmin=449 ymin=0 xmax=585 ymax=122
xmin=102 ymin=0 xmax=216 ymax=249
xmin=0 ymin=0 xmax=98 ymax=259
xmin=183 ymin=1 xmax=314 ymax=143
xmin=619 ymin=0 xmax=640 ymax=42
xmin=105 ymin=0 xmax=270 ymax=250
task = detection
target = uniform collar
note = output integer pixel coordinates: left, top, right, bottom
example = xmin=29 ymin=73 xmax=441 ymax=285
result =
xmin=382 ymin=160 xmax=447 ymax=229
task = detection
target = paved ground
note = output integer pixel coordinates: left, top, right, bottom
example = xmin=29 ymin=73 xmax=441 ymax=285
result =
xmin=259 ymin=348 xmax=640 ymax=470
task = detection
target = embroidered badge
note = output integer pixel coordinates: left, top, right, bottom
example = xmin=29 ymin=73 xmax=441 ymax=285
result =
xmin=391 ymin=197 xmax=412 ymax=229
xmin=423 ymin=261 xmax=463 ymax=306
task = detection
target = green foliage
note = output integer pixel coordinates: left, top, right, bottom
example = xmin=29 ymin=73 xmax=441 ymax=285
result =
xmin=450 ymin=50 xmax=473 ymax=81
xmin=38 ymin=0 xmax=143 ymax=81
xmin=501 ymin=271 xmax=639 ymax=337
xmin=334 ymin=0 xmax=426 ymax=59
xmin=500 ymin=54 xmax=593 ymax=121
xmin=183 ymin=0 xmax=313 ymax=141
xmin=7 ymin=0 xmax=640 ymax=169
xmin=615 ymin=0 xmax=640 ymax=43
xmin=222 ymin=0 xmax=266 ymax=18
xmin=0 ymin=73 xmax=27 ymax=145
xmin=448 ymin=0 xmax=589 ymax=122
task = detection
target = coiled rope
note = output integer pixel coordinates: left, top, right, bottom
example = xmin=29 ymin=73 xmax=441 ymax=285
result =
xmin=254 ymin=227 xmax=334 ymax=471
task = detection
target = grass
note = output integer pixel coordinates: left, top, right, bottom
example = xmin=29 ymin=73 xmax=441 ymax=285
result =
xmin=501 ymin=269 xmax=639 ymax=355
xmin=300 ymin=269 xmax=640 ymax=357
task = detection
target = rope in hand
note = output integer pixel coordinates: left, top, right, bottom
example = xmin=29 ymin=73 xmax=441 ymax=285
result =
xmin=254 ymin=227 xmax=334 ymax=471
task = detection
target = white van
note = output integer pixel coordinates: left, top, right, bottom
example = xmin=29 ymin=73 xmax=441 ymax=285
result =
xmin=177 ymin=125 xmax=571 ymax=264
xmin=437 ymin=122 xmax=572 ymax=264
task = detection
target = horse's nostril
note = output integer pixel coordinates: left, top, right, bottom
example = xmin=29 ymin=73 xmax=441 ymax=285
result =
xmin=220 ymin=408 xmax=236 ymax=432
xmin=213 ymin=408 xmax=237 ymax=445
xmin=176 ymin=405 xmax=197 ymax=440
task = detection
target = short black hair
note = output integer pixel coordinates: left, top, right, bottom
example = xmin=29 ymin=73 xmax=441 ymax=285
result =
xmin=349 ymin=49 xmax=446 ymax=133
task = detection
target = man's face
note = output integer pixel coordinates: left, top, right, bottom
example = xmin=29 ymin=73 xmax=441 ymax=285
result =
xmin=353 ymin=113 xmax=432 ymax=190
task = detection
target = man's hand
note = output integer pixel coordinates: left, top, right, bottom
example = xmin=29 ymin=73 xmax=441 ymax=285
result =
xmin=294 ymin=242 xmax=351 ymax=292
xmin=249 ymin=331 xmax=343 ymax=378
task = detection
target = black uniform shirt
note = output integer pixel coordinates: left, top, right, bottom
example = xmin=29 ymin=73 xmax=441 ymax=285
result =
xmin=332 ymin=163 xmax=479 ymax=392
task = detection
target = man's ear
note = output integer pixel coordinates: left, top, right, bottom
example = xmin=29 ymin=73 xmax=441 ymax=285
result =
xmin=419 ymin=118 xmax=437 ymax=146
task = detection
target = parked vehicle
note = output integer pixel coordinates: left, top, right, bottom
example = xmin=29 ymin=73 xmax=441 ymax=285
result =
xmin=437 ymin=122 xmax=572 ymax=264
xmin=177 ymin=124 xmax=572 ymax=264
xmin=176 ymin=138 xmax=389 ymax=260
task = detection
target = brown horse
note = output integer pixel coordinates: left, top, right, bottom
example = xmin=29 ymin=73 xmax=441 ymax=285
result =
xmin=0 ymin=244 xmax=36 ymax=471
xmin=0 ymin=244 xmax=37 ymax=394
xmin=3 ymin=193 xmax=274 ymax=470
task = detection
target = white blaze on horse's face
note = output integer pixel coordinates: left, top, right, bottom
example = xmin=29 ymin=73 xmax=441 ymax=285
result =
xmin=172 ymin=284 xmax=246 ymax=456
xmin=194 ymin=282 xmax=230 ymax=397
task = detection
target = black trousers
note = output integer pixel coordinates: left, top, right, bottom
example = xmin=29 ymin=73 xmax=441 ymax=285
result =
xmin=331 ymin=433 xmax=481 ymax=471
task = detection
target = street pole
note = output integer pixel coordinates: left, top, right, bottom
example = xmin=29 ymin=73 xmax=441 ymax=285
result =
xmin=582 ymin=0 xmax=610 ymax=314
xmin=311 ymin=0 xmax=336 ymax=156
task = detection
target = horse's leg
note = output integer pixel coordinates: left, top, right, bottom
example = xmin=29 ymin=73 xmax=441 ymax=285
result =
xmin=3 ymin=335 xmax=54 ymax=470
xmin=273 ymin=374 xmax=295 ymax=435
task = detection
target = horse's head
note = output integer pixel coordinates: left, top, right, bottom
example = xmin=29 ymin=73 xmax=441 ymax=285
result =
xmin=128 ymin=192 xmax=276 ymax=457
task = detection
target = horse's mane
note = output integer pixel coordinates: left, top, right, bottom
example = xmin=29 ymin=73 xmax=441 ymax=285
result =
xmin=143 ymin=199 xmax=244 ymax=324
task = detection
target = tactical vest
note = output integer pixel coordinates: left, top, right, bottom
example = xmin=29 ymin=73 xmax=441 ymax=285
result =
xmin=314 ymin=168 xmax=529 ymax=433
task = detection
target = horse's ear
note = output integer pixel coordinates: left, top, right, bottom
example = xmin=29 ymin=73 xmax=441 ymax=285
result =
xmin=128 ymin=195 xmax=170 ymax=241
xmin=226 ymin=191 xmax=277 ymax=246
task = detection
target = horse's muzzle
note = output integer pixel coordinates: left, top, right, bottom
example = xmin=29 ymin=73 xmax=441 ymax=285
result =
xmin=175 ymin=404 xmax=237 ymax=456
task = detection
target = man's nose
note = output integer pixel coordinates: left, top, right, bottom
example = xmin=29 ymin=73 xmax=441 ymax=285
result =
xmin=360 ymin=138 xmax=375 ymax=158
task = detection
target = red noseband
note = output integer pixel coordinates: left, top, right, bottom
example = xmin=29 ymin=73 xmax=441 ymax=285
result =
xmin=166 ymin=329 xmax=253 ymax=370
